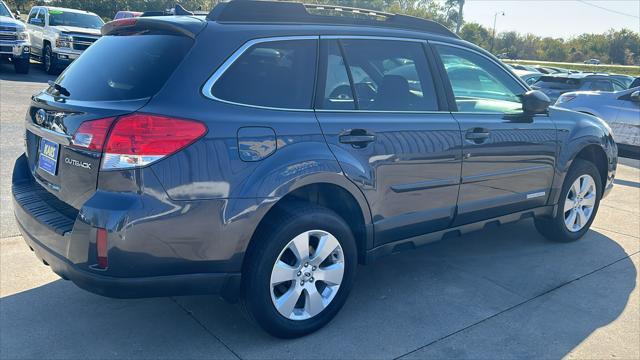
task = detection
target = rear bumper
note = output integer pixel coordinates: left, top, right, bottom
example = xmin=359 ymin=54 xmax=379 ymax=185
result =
xmin=12 ymin=154 xmax=241 ymax=300
xmin=18 ymin=218 xmax=240 ymax=299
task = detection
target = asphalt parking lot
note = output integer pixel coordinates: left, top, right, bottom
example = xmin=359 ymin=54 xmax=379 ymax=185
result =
xmin=1 ymin=63 xmax=639 ymax=359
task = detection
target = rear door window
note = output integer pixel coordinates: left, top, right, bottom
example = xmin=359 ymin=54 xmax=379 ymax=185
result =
xmin=51 ymin=34 xmax=193 ymax=101
xmin=211 ymin=39 xmax=318 ymax=110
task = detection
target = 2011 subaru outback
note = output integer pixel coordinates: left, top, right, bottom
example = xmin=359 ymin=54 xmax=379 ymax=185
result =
xmin=12 ymin=1 xmax=617 ymax=338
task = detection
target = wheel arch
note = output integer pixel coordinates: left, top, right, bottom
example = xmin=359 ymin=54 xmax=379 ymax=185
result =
xmin=241 ymin=176 xmax=373 ymax=274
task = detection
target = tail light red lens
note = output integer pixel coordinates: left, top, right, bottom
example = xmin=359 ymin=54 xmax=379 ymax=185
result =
xmin=71 ymin=117 xmax=116 ymax=151
xmin=96 ymin=228 xmax=108 ymax=269
xmin=101 ymin=113 xmax=207 ymax=170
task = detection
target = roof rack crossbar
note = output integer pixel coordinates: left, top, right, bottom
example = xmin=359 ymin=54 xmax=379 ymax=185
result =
xmin=206 ymin=0 xmax=458 ymax=39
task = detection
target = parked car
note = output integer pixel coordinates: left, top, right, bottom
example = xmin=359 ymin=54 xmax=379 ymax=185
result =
xmin=584 ymin=58 xmax=600 ymax=65
xmin=556 ymin=87 xmax=639 ymax=155
xmin=509 ymin=63 xmax=540 ymax=73
xmin=13 ymin=0 xmax=617 ymax=338
xmin=0 ymin=0 xmax=30 ymax=73
xmin=545 ymin=66 xmax=579 ymax=74
xmin=532 ymin=65 xmax=560 ymax=74
xmin=114 ymin=11 xmax=142 ymax=20
xmin=532 ymin=73 xmax=627 ymax=102
xmin=25 ymin=6 xmax=103 ymax=74
xmin=512 ymin=69 xmax=544 ymax=85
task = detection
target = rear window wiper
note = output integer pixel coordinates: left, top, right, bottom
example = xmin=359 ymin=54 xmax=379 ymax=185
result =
xmin=48 ymin=81 xmax=71 ymax=97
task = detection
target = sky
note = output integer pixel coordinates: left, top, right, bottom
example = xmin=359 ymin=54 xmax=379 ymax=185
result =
xmin=461 ymin=0 xmax=640 ymax=38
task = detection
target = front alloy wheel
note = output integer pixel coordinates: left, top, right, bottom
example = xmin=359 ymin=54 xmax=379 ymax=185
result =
xmin=270 ymin=230 xmax=345 ymax=320
xmin=564 ymin=175 xmax=597 ymax=232
xmin=535 ymin=158 xmax=602 ymax=242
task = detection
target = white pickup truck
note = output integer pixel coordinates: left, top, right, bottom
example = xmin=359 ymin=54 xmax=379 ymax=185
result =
xmin=26 ymin=6 xmax=103 ymax=74
xmin=0 ymin=0 xmax=30 ymax=73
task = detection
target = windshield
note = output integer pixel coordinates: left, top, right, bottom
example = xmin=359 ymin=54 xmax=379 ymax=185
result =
xmin=0 ymin=2 xmax=12 ymax=18
xmin=49 ymin=10 xmax=104 ymax=29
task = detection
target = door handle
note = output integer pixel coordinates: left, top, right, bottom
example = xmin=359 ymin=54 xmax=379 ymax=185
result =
xmin=339 ymin=130 xmax=376 ymax=148
xmin=465 ymin=128 xmax=490 ymax=143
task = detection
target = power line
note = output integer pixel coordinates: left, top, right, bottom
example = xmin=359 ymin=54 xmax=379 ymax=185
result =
xmin=576 ymin=0 xmax=640 ymax=19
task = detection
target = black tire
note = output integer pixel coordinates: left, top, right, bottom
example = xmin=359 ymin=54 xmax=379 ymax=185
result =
xmin=242 ymin=202 xmax=357 ymax=338
xmin=14 ymin=58 xmax=30 ymax=74
xmin=43 ymin=44 xmax=58 ymax=75
xmin=535 ymin=158 xmax=602 ymax=242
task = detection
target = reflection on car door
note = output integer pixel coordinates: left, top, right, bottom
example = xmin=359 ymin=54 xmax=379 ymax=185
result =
xmin=433 ymin=43 xmax=556 ymax=225
xmin=314 ymin=38 xmax=462 ymax=247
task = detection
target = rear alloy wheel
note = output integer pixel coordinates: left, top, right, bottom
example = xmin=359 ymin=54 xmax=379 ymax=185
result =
xmin=270 ymin=230 xmax=345 ymax=321
xmin=535 ymin=158 xmax=602 ymax=242
xmin=243 ymin=203 xmax=357 ymax=338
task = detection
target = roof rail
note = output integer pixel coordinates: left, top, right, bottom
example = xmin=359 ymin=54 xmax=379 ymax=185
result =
xmin=206 ymin=0 xmax=458 ymax=38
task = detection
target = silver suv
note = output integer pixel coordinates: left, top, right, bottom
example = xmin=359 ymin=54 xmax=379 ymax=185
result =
xmin=26 ymin=6 xmax=103 ymax=74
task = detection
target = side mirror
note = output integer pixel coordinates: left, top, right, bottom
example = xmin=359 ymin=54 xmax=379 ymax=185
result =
xmin=15 ymin=10 xmax=21 ymax=19
xmin=29 ymin=18 xmax=41 ymax=25
xmin=630 ymin=90 xmax=640 ymax=102
xmin=521 ymin=90 xmax=551 ymax=114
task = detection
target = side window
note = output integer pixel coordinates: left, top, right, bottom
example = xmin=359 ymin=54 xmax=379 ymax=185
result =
xmin=612 ymin=81 xmax=625 ymax=92
xmin=211 ymin=39 xmax=317 ymax=110
xmin=333 ymin=39 xmax=438 ymax=111
xmin=435 ymin=45 xmax=525 ymax=113
xmin=35 ymin=8 xmax=46 ymax=26
xmin=28 ymin=8 xmax=41 ymax=25
xmin=586 ymin=80 xmax=614 ymax=92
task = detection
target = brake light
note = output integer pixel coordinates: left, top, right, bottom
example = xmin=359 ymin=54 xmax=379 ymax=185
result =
xmin=101 ymin=113 xmax=207 ymax=170
xmin=102 ymin=18 xmax=138 ymax=35
xmin=71 ymin=117 xmax=116 ymax=151
xmin=96 ymin=228 xmax=108 ymax=269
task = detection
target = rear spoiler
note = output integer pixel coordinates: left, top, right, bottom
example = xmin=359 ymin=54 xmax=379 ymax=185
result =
xmin=102 ymin=13 xmax=206 ymax=38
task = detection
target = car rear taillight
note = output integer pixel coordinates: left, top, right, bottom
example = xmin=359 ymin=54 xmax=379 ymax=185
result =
xmin=101 ymin=113 xmax=207 ymax=170
xmin=71 ymin=117 xmax=117 ymax=151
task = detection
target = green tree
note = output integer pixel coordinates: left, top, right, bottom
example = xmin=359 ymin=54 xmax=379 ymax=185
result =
xmin=459 ymin=22 xmax=490 ymax=49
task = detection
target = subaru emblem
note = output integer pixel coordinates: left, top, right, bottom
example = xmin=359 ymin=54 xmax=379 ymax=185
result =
xmin=35 ymin=109 xmax=46 ymax=126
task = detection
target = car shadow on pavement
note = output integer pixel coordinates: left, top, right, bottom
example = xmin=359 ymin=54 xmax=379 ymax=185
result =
xmin=1 ymin=220 xmax=636 ymax=359
xmin=0 ymin=62 xmax=56 ymax=84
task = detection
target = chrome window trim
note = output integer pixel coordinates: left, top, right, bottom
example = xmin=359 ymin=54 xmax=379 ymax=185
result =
xmin=201 ymin=35 xmax=319 ymax=112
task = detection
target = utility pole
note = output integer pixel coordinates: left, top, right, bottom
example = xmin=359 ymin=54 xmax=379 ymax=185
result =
xmin=456 ymin=0 xmax=465 ymax=35
xmin=490 ymin=11 xmax=505 ymax=54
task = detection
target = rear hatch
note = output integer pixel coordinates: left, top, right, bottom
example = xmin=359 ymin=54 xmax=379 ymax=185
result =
xmin=25 ymin=17 xmax=202 ymax=209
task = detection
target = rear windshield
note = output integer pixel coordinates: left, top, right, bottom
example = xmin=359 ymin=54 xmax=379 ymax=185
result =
xmin=534 ymin=76 xmax=582 ymax=90
xmin=51 ymin=35 xmax=192 ymax=101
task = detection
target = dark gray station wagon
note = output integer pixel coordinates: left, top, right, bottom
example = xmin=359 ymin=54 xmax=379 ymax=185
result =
xmin=12 ymin=1 xmax=617 ymax=337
